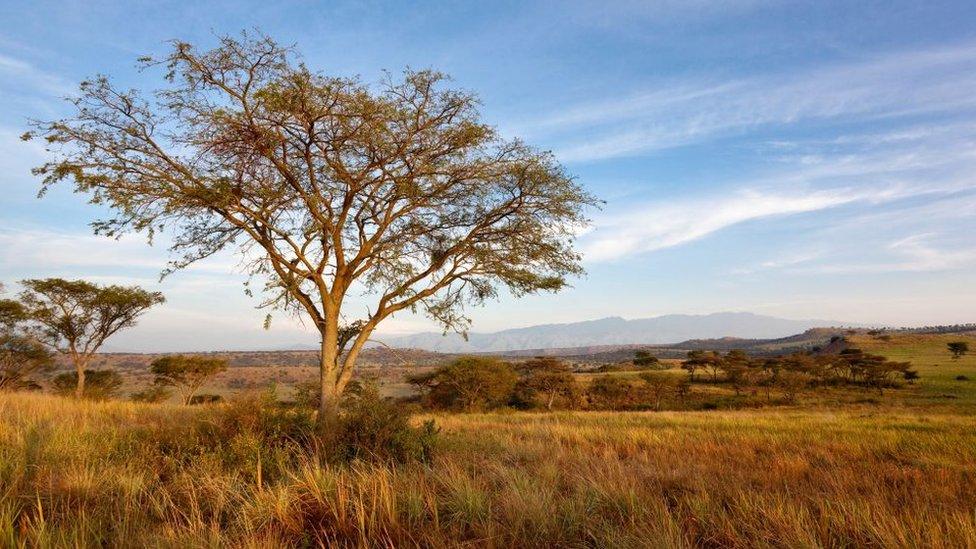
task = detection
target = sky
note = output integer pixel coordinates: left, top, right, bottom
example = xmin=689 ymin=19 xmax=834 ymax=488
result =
xmin=1 ymin=0 xmax=975 ymax=351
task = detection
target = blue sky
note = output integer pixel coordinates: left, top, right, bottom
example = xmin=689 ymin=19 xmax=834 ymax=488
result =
xmin=1 ymin=0 xmax=975 ymax=351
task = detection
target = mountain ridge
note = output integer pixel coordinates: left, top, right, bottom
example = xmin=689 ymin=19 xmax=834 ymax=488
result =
xmin=375 ymin=311 xmax=861 ymax=353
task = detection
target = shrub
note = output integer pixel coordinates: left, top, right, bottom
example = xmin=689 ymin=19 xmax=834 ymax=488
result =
xmin=331 ymin=382 xmax=438 ymax=464
xmin=408 ymin=356 xmax=518 ymax=411
xmin=639 ymin=372 xmax=687 ymax=411
xmin=586 ymin=376 xmax=640 ymax=410
xmin=189 ymin=393 xmax=224 ymax=405
xmin=130 ymin=385 xmax=172 ymax=403
xmin=150 ymin=354 xmax=228 ymax=405
xmin=52 ymin=369 xmax=123 ymax=400
xmin=514 ymin=370 xmax=580 ymax=410
xmin=948 ymin=341 xmax=969 ymax=359
xmin=0 ymin=334 xmax=53 ymax=392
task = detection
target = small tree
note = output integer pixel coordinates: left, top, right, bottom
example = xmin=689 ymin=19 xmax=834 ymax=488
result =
xmin=516 ymin=358 xmax=579 ymax=410
xmin=17 ymin=279 xmax=164 ymax=398
xmin=633 ymin=350 xmax=659 ymax=368
xmin=639 ymin=372 xmax=680 ymax=411
xmin=0 ymin=290 xmax=53 ymax=392
xmin=586 ymin=376 xmax=637 ymax=410
xmin=682 ymin=350 xmax=720 ymax=382
xmin=131 ymin=385 xmax=172 ymax=403
xmin=408 ymin=356 xmax=518 ymax=411
xmin=948 ymin=342 xmax=969 ymax=360
xmin=777 ymin=370 xmax=811 ymax=403
xmin=52 ymin=369 xmax=123 ymax=400
xmin=150 ymin=355 xmax=228 ymax=405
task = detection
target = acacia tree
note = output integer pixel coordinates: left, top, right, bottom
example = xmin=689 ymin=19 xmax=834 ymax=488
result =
xmin=17 ymin=279 xmax=164 ymax=397
xmin=26 ymin=34 xmax=597 ymax=425
xmin=0 ymin=289 xmax=53 ymax=391
xmin=948 ymin=342 xmax=969 ymax=360
xmin=149 ymin=354 xmax=228 ymax=404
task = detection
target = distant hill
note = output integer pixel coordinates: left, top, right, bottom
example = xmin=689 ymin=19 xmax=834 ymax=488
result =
xmin=378 ymin=312 xmax=859 ymax=353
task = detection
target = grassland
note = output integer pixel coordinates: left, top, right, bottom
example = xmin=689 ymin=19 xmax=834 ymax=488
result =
xmin=1 ymin=333 xmax=975 ymax=547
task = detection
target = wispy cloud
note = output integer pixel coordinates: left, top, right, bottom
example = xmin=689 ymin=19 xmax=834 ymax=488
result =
xmin=0 ymin=227 xmax=242 ymax=278
xmin=0 ymin=52 xmax=73 ymax=97
xmin=581 ymin=187 xmax=865 ymax=262
xmin=808 ymin=234 xmax=976 ymax=274
xmin=520 ymin=41 xmax=976 ymax=162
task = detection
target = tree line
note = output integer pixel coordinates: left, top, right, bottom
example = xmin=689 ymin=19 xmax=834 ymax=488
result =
xmin=405 ymin=347 xmax=917 ymax=413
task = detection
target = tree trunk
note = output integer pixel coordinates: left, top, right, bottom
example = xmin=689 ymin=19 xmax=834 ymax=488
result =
xmin=317 ymin=319 xmax=341 ymax=435
xmin=75 ymin=360 xmax=86 ymax=399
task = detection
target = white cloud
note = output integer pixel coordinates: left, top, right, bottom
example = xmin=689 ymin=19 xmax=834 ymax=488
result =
xmin=582 ymin=187 xmax=862 ymax=262
xmin=518 ymin=41 xmax=976 ymax=162
xmin=0 ymin=227 xmax=243 ymax=277
xmin=808 ymin=234 xmax=976 ymax=274
xmin=0 ymin=52 xmax=73 ymax=97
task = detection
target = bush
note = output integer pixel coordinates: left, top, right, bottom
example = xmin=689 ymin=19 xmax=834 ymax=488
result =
xmin=52 ymin=369 xmax=123 ymax=400
xmin=332 ymin=382 xmax=438 ymax=464
xmin=513 ymin=370 xmax=580 ymax=410
xmin=408 ymin=356 xmax=518 ymax=411
xmin=188 ymin=393 xmax=223 ymax=405
xmin=130 ymin=385 xmax=172 ymax=403
xmin=586 ymin=376 xmax=640 ymax=410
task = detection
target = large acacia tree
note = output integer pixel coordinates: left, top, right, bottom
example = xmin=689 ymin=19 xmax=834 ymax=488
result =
xmin=26 ymin=34 xmax=598 ymax=423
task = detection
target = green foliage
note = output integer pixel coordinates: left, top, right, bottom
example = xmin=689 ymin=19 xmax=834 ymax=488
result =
xmin=0 ymin=292 xmax=53 ymax=392
xmin=639 ymin=372 xmax=689 ymax=411
xmin=52 ymin=369 xmax=123 ymax=400
xmin=332 ymin=382 xmax=439 ymax=464
xmin=633 ymin=350 xmax=660 ymax=367
xmin=189 ymin=393 xmax=224 ymax=405
xmin=409 ymin=357 xmax=518 ymax=411
xmin=130 ymin=385 xmax=172 ymax=403
xmin=948 ymin=341 xmax=969 ymax=359
xmin=150 ymin=354 xmax=228 ymax=404
xmin=586 ymin=376 xmax=641 ymax=410
xmin=514 ymin=370 xmax=580 ymax=410
xmin=15 ymin=278 xmax=163 ymax=397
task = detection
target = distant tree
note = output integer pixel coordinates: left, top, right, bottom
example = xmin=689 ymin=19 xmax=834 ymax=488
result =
xmin=776 ymin=370 xmax=811 ymax=403
xmin=188 ymin=394 xmax=223 ymax=405
xmin=515 ymin=358 xmax=579 ymax=410
xmin=721 ymin=349 xmax=753 ymax=395
xmin=515 ymin=356 xmax=568 ymax=375
xmin=903 ymin=369 xmax=920 ymax=384
xmin=948 ymin=342 xmax=969 ymax=359
xmin=130 ymin=385 xmax=172 ymax=403
xmin=408 ymin=357 xmax=518 ymax=411
xmin=639 ymin=372 xmax=681 ymax=411
xmin=27 ymin=34 xmax=598 ymax=429
xmin=586 ymin=376 xmax=637 ymax=410
xmin=0 ymin=289 xmax=54 ymax=392
xmin=17 ymin=279 xmax=164 ymax=398
xmin=633 ymin=350 xmax=659 ymax=368
xmin=52 ymin=369 xmax=123 ymax=400
xmin=682 ymin=350 xmax=720 ymax=382
xmin=150 ymin=355 xmax=228 ymax=405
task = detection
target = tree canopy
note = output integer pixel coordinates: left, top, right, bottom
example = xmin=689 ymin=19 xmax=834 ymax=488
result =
xmin=150 ymin=354 xmax=229 ymax=405
xmin=26 ymin=33 xmax=597 ymax=420
xmin=17 ymin=278 xmax=164 ymax=397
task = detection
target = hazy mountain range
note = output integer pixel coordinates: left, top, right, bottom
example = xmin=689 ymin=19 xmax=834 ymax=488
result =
xmin=375 ymin=312 xmax=859 ymax=353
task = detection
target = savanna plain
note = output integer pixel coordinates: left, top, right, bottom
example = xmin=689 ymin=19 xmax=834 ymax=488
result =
xmin=1 ymin=332 xmax=974 ymax=548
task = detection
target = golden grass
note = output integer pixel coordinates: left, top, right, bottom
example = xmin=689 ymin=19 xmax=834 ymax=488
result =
xmin=2 ymin=391 xmax=975 ymax=547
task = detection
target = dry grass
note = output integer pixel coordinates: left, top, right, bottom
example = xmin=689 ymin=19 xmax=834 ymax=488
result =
xmin=2 ymin=391 xmax=975 ymax=548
